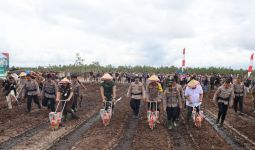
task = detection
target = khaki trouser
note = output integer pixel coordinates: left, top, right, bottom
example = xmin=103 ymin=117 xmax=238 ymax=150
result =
xmin=6 ymin=90 xmax=17 ymax=109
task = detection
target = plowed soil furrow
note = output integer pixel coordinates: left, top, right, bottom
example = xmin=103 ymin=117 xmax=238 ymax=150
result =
xmin=48 ymin=113 xmax=100 ymax=150
xmin=4 ymin=84 xmax=101 ymax=149
xmin=0 ymin=109 xmax=49 ymax=145
xmin=204 ymin=111 xmax=253 ymax=150
xmin=204 ymin=92 xmax=255 ymax=144
xmin=168 ymin=117 xmax=195 ymax=150
xmin=0 ymin=83 xmax=97 ymax=147
xmin=131 ymin=103 xmax=171 ymax=150
xmin=0 ymin=121 xmax=48 ymax=149
xmin=10 ymin=84 xmax=128 ymax=150
xmin=112 ymin=109 xmax=139 ymax=150
xmin=182 ymin=111 xmax=232 ymax=150
xmin=71 ymin=93 xmax=130 ymax=150
xmin=50 ymin=85 xmax=129 ymax=150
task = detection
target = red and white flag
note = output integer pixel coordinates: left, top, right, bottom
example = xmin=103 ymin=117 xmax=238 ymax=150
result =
xmin=248 ymin=53 xmax=254 ymax=77
xmin=182 ymin=48 xmax=185 ymax=72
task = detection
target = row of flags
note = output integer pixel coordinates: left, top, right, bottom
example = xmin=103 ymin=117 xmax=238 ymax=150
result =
xmin=181 ymin=49 xmax=254 ymax=77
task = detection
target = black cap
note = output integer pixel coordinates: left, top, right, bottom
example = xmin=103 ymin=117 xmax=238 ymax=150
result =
xmin=71 ymin=73 xmax=78 ymax=78
xmin=46 ymin=74 xmax=52 ymax=79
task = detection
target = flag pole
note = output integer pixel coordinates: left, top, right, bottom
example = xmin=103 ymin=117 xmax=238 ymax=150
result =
xmin=182 ymin=48 xmax=185 ymax=73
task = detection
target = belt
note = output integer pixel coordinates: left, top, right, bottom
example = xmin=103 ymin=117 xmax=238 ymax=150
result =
xmin=131 ymin=92 xmax=142 ymax=95
xmin=234 ymin=92 xmax=244 ymax=94
xmin=218 ymin=97 xmax=229 ymax=101
xmin=45 ymin=91 xmax=55 ymax=95
xmin=27 ymin=89 xmax=37 ymax=92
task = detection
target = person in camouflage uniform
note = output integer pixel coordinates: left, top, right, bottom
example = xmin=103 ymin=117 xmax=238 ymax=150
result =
xmin=41 ymin=74 xmax=58 ymax=112
xmin=213 ymin=79 xmax=234 ymax=127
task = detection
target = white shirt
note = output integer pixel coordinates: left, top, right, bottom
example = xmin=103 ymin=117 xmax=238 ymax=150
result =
xmin=185 ymin=84 xmax=203 ymax=107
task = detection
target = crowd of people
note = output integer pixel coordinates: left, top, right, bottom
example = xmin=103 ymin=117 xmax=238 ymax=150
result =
xmin=2 ymin=70 xmax=255 ymax=129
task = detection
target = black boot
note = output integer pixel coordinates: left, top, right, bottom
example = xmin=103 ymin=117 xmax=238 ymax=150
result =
xmin=71 ymin=110 xmax=79 ymax=119
xmin=219 ymin=118 xmax=224 ymax=127
xmin=219 ymin=121 xmax=224 ymax=127
xmin=216 ymin=118 xmax=220 ymax=125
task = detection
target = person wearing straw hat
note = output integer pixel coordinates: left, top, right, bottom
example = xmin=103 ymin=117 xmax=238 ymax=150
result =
xmin=184 ymin=79 xmax=203 ymax=122
xmin=100 ymin=73 xmax=116 ymax=110
xmin=127 ymin=75 xmax=145 ymax=118
xmin=146 ymin=74 xmax=163 ymax=123
xmin=56 ymin=77 xmax=79 ymax=121
xmin=22 ymin=74 xmax=41 ymax=112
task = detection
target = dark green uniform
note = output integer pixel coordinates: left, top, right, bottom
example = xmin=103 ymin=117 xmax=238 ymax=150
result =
xmin=100 ymin=81 xmax=115 ymax=101
xmin=100 ymin=81 xmax=115 ymax=110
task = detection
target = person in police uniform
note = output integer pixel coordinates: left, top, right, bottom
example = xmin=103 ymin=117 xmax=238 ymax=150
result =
xmin=22 ymin=74 xmax=41 ymax=112
xmin=233 ymin=77 xmax=246 ymax=115
xmin=41 ymin=74 xmax=58 ymax=112
xmin=213 ymin=79 xmax=234 ymax=127
xmin=163 ymin=79 xmax=182 ymax=130
xmin=71 ymin=74 xmax=81 ymax=112
xmin=127 ymin=75 xmax=145 ymax=118
xmin=174 ymin=77 xmax=185 ymax=121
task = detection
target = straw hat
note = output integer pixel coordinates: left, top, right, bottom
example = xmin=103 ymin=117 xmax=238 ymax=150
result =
xmin=188 ymin=79 xmax=200 ymax=88
xmin=19 ymin=72 xmax=26 ymax=77
xmin=59 ymin=77 xmax=71 ymax=84
xmin=148 ymin=75 xmax=160 ymax=81
xmin=101 ymin=73 xmax=113 ymax=80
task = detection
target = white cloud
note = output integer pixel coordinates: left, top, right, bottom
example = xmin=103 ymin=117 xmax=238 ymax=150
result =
xmin=0 ymin=0 xmax=254 ymax=69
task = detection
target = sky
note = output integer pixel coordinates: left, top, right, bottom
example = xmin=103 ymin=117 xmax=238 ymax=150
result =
xmin=0 ymin=0 xmax=254 ymax=69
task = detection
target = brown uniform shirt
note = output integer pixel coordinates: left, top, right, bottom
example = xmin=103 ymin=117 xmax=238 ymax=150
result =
xmin=164 ymin=87 xmax=181 ymax=108
xmin=213 ymin=86 xmax=234 ymax=105
xmin=42 ymin=80 xmax=58 ymax=99
xmin=233 ymin=83 xmax=246 ymax=97
xmin=23 ymin=79 xmax=40 ymax=96
xmin=127 ymin=82 xmax=145 ymax=100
